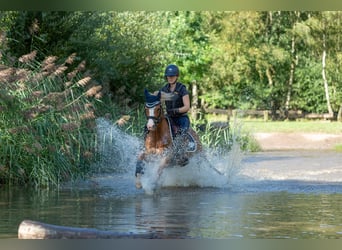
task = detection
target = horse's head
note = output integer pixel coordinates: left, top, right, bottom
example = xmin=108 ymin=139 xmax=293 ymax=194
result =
xmin=144 ymin=89 xmax=163 ymax=131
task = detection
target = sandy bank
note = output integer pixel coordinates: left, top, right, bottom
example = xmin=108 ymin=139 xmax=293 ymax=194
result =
xmin=253 ymin=132 xmax=342 ymax=150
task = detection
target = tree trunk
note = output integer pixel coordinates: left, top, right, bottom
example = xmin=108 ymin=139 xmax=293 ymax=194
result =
xmin=266 ymin=67 xmax=276 ymax=120
xmin=191 ymin=80 xmax=199 ymax=120
xmin=285 ymin=35 xmax=296 ymax=119
xmin=285 ymin=11 xmax=300 ymax=119
xmin=322 ymin=33 xmax=334 ymax=116
xmin=18 ymin=220 xmax=166 ymax=239
xmin=337 ymin=105 xmax=342 ymax=122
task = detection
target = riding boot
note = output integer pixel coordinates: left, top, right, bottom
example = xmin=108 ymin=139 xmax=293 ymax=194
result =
xmin=173 ymin=132 xmax=189 ymax=167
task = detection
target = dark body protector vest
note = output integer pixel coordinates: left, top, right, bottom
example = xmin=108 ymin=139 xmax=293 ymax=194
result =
xmin=160 ymin=82 xmax=189 ymax=117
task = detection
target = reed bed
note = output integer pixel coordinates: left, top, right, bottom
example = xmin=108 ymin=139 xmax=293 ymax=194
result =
xmin=0 ymin=51 xmax=103 ymax=188
xmin=192 ymin=119 xmax=261 ymax=153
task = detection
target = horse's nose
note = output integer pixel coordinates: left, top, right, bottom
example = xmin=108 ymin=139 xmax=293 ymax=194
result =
xmin=146 ymin=119 xmax=155 ymax=131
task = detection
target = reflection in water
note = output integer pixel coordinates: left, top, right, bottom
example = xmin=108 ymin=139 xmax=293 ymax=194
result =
xmin=2 ymin=182 xmax=342 ymax=239
xmin=1 ymin=119 xmax=342 ymax=239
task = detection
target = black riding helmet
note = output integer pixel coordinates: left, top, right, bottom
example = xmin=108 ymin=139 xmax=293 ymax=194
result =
xmin=164 ymin=64 xmax=179 ymax=77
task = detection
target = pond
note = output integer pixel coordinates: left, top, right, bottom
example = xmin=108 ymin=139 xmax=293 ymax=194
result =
xmin=1 ymin=119 xmax=342 ymax=239
xmin=1 ymin=150 xmax=342 ymax=239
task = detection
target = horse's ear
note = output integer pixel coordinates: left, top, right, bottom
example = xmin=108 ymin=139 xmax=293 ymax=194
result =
xmin=144 ymin=88 xmax=149 ymax=97
xmin=144 ymin=89 xmax=161 ymax=104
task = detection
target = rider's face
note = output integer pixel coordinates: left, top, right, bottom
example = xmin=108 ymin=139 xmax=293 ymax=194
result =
xmin=167 ymin=76 xmax=177 ymax=84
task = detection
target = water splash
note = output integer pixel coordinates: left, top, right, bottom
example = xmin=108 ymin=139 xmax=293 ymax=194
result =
xmin=93 ymin=117 xmax=245 ymax=193
xmin=154 ymin=141 xmax=245 ymax=190
xmin=94 ymin=118 xmax=141 ymax=174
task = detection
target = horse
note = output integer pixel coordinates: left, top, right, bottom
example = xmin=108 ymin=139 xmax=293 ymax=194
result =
xmin=135 ymin=89 xmax=203 ymax=189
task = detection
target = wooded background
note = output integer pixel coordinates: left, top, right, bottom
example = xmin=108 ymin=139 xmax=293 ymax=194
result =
xmin=1 ymin=11 xmax=342 ymax=121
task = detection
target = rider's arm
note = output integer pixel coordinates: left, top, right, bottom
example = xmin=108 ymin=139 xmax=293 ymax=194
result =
xmin=178 ymin=94 xmax=190 ymax=114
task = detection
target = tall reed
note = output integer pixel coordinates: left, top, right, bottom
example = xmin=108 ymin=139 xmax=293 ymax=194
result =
xmin=0 ymin=51 xmax=103 ymax=188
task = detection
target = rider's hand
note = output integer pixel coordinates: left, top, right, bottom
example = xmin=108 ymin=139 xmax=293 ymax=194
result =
xmin=167 ymin=108 xmax=179 ymax=116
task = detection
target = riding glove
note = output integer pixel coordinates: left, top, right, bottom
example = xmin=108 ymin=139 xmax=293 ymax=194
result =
xmin=167 ymin=108 xmax=179 ymax=116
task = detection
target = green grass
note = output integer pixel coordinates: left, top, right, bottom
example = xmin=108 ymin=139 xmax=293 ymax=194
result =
xmin=206 ymin=114 xmax=342 ymax=134
xmin=241 ymin=120 xmax=342 ymax=134
xmin=334 ymin=144 xmax=342 ymax=152
xmin=203 ymin=115 xmax=342 ymax=152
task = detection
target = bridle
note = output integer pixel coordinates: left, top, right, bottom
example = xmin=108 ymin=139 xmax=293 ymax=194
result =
xmin=145 ymin=101 xmax=163 ymax=125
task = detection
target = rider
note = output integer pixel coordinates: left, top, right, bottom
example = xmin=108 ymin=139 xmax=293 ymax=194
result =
xmin=134 ymin=64 xmax=190 ymax=185
xmin=160 ymin=64 xmax=191 ymax=166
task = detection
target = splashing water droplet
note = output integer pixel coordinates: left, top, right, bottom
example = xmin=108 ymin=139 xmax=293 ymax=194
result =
xmin=94 ymin=118 xmax=141 ymax=174
xmin=93 ymin=117 xmax=245 ymax=193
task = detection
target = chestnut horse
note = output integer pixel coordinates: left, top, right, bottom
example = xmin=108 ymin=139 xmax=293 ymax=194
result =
xmin=135 ymin=89 xmax=202 ymax=189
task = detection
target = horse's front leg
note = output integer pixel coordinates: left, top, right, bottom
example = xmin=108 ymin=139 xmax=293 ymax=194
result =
xmin=135 ymin=153 xmax=146 ymax=189
xmin=157 ymin=154 xmax=172 ymax=177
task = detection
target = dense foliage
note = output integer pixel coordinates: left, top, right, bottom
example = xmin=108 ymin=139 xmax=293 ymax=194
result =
xmin=0 ymin=11 xmax=341 ymax=186
xmin=2 ymin=11 xmax=342 ymax=116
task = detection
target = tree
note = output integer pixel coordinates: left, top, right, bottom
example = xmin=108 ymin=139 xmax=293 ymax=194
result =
xmin=66 ymin=11 xmax=171 ymax=106
xmin=161 ymin=11 xmax=218 ymax=114
xmin=2 ymin=10 xmax=342 ymax=119
xmin=307 ymin=11 xmax=341 ymax=116
xmin=207 ymin=12 xmax=263 ymax=110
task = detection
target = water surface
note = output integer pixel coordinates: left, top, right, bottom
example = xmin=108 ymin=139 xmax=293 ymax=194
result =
xmin=2 ymin=119 xmax=342 ymax=239
xmin=1 ymin=150 xmax=342 ymax=239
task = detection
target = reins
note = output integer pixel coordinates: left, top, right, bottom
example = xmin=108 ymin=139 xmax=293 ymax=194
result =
xmin=145 ymin=102 xmax=163 ymax=125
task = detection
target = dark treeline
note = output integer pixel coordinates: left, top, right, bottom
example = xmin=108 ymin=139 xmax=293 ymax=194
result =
xmin=1 ymin=11 xmax=342 ymax=118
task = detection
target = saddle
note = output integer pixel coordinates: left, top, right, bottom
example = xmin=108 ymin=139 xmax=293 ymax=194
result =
xmin=165 ymin=116 xmax=197 ymax=153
